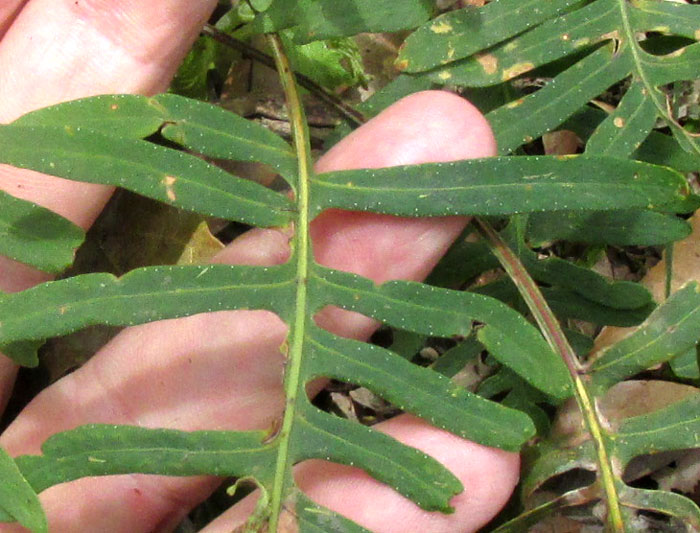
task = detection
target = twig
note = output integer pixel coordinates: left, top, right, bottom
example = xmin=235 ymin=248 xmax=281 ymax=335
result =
xmin=201 ymin=24 xmax=367 ymax=127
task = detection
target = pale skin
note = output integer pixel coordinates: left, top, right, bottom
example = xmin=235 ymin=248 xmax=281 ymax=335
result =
xmin=0 ymin=2 xmax=520 ymax=532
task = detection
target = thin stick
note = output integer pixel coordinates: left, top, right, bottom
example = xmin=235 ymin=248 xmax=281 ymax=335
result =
xmin=201 ymin=24 xmax=367 ymax=127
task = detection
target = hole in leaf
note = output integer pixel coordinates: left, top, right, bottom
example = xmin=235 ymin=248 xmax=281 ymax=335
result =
xmin=639 ymin=34 xmax=695 ymax=56
xmin=313 ymin=378 xmax=401 ymax=426
xmin=368 ymin=326 xmax=392 ymax=349
xmin=536 ymin=467 xmax=596 ymax=495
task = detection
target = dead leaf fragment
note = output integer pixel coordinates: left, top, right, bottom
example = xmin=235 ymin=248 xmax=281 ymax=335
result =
xmin=553 ymin=380 xmax=699 ymax=444
xmin=543 ymin=130 xmax=580 ymax=155
xmin=593 ymin=212 xmax=700 ymax=354
xmin=176 ymin=221 xmax=224 ymax=265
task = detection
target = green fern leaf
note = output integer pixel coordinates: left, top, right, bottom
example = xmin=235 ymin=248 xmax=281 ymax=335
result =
xmin=0 ymin=29 xmax=695 ymax=528
xmin=0 ymin=189 xmax=84 ymax=274
xmin=250 ymin=0 xmax=434 ymax=43
xmin=0 ymin=447 xmax=47 ymax=533
xmin=399 ymin=0 xmax=700 ymax=156
xmin=521 ymin=388 xmax=700 ymax=531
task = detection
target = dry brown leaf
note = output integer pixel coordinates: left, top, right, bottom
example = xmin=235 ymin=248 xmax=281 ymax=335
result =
xmin=654 ymin=449 xmax=700 ymax=494
xmin=553 ymin=380 xmax=699 ymax=445
xmin=592 ymin=212 xmax=700 ymax=354
xmin=176 ymin=221 xmax=225 ymax=265
xmin=543 ymin=130 xmax=581 ymax=155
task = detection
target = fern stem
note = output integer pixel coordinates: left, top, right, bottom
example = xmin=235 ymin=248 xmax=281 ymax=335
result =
xmin=266 ymin=33 xmax=314 ymax=532
xmin=475 ymin=217 xmax=625 ymax=532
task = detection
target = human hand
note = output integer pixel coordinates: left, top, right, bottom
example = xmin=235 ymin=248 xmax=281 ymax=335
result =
xmin=0 ymin=3 xmax=519 ymax=532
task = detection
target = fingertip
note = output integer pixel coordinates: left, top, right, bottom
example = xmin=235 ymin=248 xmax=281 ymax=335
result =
xmin=310 ymin=90 xmax=496 ymax=287
xmin=207 ymin=415 xmax=521 ymax=533
xmin=316 ymin=90 xmax=496 ymax=174
xmin=392 ymin=90 xmax=498 ymax=161
xmin=295 ymin=415 xmax=519 ymax=533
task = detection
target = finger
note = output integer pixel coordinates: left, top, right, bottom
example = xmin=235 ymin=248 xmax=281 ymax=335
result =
xmin=1 ymin=91 xmax=504 ymax=532
xmin=0 ymin=0 xmax=218 ymax=409
xmin=0 ymin=0 xmax=218 ymax=121
xmin=0 ymin=1 xmax=25 ymax=39
xmin=203 ymin=415 xmax=520 ymax=533
xmin=0 ymin=0 xmax=218 ymax=223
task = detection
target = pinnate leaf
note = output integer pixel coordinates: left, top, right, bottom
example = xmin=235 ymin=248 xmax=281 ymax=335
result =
xmin=0 ymin=125 xmax=294 ymax=227
xmin=0 ymin=264 xmax=295 ymax=346
xmin=312 ymin=267 xmax=570 ymax=399
xmin=12 ymin=93 xmax=298 ymax=181
xmin=611 ymin=393 xmax=700 ymax=464
xmin=311 ymin=155 xmax=690 ymax=217
xmin=618 ymin=486 xmax=700 ymax=531
xmin=16 ymin=425 xmax=275 ymax=493
xmin=588 ymin=282 xmax=700 ymax=392
xmin=401 ymin=0 xmax=700 ymax=156
xmin=527 ymin=209 xmax=692 ymax=246
xmin=397 ymin=0 xmax=584 ymax=73
xmin=306 ymin=327 xmax=536 ymax=449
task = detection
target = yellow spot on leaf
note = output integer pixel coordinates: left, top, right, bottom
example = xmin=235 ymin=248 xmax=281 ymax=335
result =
xmin=431 ymin=20 xmax=453 ymax=34
xmin=395 ymin=59 xmax=409 ymax=71
xmin=561 ymin=33 xmax=570 ymax=41
xmin=506 ymin=99 xmax=524 ymax=109
xmin=502 ymin=62 xmax=534 ymax=81
xmin=438 ymin=70 xmax=452 ymax=81
xmin=110 ymin=104 xmax=119 ymax=111
xmin=447 ymin=44 xmax=456 ymax=60
xmin=162 ymin=175 xmax=177 ymax=202
xmin=695 ymin=29 xmax=700 ymax=41
xmin=504 ymin=42 xmax=518 ymax=52
xmin=614 ymin=117 xmax=625 ymax=128
xmin=476 ymin=53 xmax=498 ymax=74
xmin=574 ymin=37 xmax=590 ymax=47
xmin=59 ymin=306 xmax=68 ymax=315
